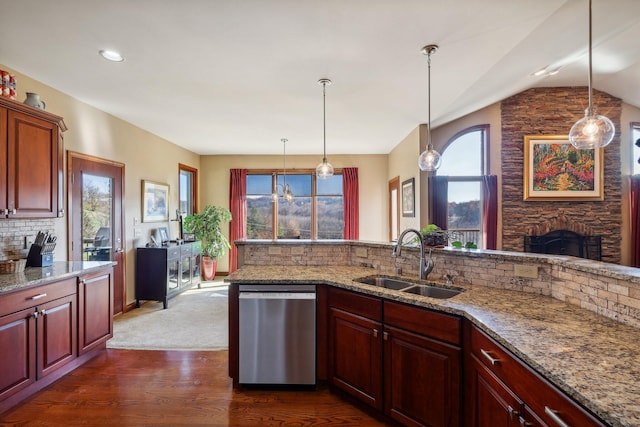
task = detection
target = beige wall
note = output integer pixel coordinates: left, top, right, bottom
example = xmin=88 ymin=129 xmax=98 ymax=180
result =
xmin=199 ymin=154 xmax=389 ymax=272
xmin=388 ymin=125 xmax=422 ymax=233
xmin=1 ymin=64 xmax=200 ymax=307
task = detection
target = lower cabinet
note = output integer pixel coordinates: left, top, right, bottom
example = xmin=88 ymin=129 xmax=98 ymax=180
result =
xmin=327 ymin=287 xmax=462 ymax=427
xmin=0 ymin=278 xmax=77 ymax=405
xmin=0 ymin=266 xmax=114 ymax=415
xmin=466 ymin=321 xmax=607 ymax=427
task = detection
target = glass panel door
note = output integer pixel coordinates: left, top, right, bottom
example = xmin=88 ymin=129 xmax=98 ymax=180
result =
xmin=81 ymin=174 xmax=113 ymax=262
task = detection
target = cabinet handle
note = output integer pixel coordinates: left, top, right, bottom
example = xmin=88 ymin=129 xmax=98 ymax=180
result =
xmin=40 ymin=309 xmax=46 ymax=316
xmin=507 ymin=406 xmax=519 ymax=421
xmin=373 ymin=329 xmax=378 ymax=338
xmin=32 ymin=311 xmax=39 ymax=319
xmin=518 ymin=416 xmax=533 ymax=426
xmin=30 ymin=293 xmax=48 ymax=300
xmin=545 ymin=407 xmax=570 ymax=427
xmin=12 ymin=209 xmax=16 ymax=214
xmin=480 ymin=349 xmax=500 ymax=365
xmin=2 ymin=208 xmax=7 ymax=215
xmin=383 ymin=331 xmax=388 ymax=341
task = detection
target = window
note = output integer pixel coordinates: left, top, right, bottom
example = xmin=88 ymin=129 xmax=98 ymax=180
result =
xmin=179 ymin=164 xmax=197 ymax=216
xmin=246 ymin=171 xmax=343 ymax=240
xmin=633 ymin=123 xmax=640 ymax=175
xmin=438 ymin=125 xmax=488 ymax=247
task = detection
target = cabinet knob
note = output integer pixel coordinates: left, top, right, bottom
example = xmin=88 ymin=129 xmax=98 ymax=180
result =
xmin=11 ymin=208 xmax=16 ymax=215
xmin=507 ymin=405 xmax=519 ymax=421
xmin=373 ymin=329 xmax=378 ymax=338
xmin=40 ymin=309 xmax=46 ymax=316
xmin=383 ymin=331 xmax=389 ymax=341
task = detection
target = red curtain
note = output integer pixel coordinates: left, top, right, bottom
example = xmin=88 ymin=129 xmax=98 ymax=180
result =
xmin=343 ymin=168 xmax=359 ymax=240
xmin=482 ymin=175 xmax=498 ymax=250
xmin=228 ymin=169 xmax=247 ymax=273
xmin=631 ymin=176 xmax=640 ymax=267
xmin=429 ymin=176 xmax=448 ymax=229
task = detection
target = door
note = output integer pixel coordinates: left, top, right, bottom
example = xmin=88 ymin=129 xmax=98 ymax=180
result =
xmin=389 ymin=177 xmax=400 ymax=241
xmin=68 ymin=152 xmax=126 ymax=315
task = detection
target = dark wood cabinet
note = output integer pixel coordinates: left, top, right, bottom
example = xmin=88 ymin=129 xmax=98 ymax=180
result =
xmin=465 ymin=321 xmax=607 ymax=427
xmin=0 ymin=278 xmax=76 ymax=406
xmin=135 ymin=241 xmax=201 ymax=309
xmin=0 ymin=97 xmax=65 ymax=219
xmin=383 ymin=301 xmax=461 ymax=427
xmin=327 ymin=288 xmax=462 ymax=426
xmin=77 ymin=268 xmax=113 ymax=354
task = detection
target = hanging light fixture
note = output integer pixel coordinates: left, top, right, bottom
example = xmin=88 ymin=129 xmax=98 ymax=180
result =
xmin=568 ymin=0 xmax=614 ymax=149
xmin=418 ymin=44 xmax=442 ymax=172
xmin=316 ymin=78 xmax=334 ymax=179
xmin=272 ymin=138 xmax=294 ymax=203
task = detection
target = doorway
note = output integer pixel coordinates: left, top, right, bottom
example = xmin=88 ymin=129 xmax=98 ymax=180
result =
xmin=389 ymin=177 xmax=400 ymax=242
xmin=68 ymin=152 xmax=126 ymax=316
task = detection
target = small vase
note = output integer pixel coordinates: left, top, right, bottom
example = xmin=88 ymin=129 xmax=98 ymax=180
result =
xmin=24 ymin=92 xmax=46 ymax=109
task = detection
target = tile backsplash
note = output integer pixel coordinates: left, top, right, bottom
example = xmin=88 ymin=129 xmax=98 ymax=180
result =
xmin=0 ymin=218 xmax=54 ymax=259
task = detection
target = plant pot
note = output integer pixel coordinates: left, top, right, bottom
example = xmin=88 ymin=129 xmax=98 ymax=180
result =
xmin=424 ymin=234 xmax=447 ymax=247
xmin=202 ymin=256 xmax=217 ymax=281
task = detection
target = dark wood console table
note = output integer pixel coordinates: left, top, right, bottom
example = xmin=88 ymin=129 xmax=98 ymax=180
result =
xmin=135 ymin=241 xmax=201 ymax=309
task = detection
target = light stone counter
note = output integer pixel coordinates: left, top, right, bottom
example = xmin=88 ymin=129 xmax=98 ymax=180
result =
xmin=0 ymin=261 xmax=116 ymax=294
xmin=227 ymin=264 xmax=640 ymax=427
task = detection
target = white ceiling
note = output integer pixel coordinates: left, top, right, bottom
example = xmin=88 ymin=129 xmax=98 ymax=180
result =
xmin=1 ymin=0 xmax=639 ymax=156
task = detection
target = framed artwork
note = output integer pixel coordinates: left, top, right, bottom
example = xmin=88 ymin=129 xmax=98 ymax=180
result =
xmin=157 ymin=227 xmax=169 ymax=244
xmin=402 ymin=178 xmax=415 ymax=217
xmin=523 ymin=135 xmax=603 ymax=201
xmin=142 ymin=180 xmax=170 ymax=222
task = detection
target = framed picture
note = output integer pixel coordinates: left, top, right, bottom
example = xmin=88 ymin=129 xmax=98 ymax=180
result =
xmin=142 ymin=180 xmax=170 ymax=222
xmin=402 ymin=178 xmax=415 ymax=217
xmin=157 ymin=227 xmax=169 ymax=244
xmin=523 ymin=135 xmax=603 ymax=201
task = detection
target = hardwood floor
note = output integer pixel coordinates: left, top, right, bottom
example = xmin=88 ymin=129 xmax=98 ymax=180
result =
xmin=0 ymin=349 xmax=390 ymax=426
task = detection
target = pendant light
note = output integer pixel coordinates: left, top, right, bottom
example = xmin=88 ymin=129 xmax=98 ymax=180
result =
xmin=418 ymin=44 xmax=442 ymax=172
xmin=568 ymin=0 xmax=614 ymax=149
xmin=316 ymin=78 xmax=334 ymax=179
xmin=272 ymin=138 xmax=294 ymax=203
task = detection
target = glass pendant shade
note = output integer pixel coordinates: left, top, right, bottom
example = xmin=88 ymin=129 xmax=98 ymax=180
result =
xmin=418 ymin=146 xmax=442 ymax=172
xmin=316 ymin=158 xmax=334 ymax=179
xmin=569 ymin=108 xmax=615 ymax=149
xmin=283 ymin=184 xmax=294 ymax=202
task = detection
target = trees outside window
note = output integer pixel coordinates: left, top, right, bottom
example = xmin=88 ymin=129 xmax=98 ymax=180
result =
xmin=246 ymin=172 xmax=343 ymax=240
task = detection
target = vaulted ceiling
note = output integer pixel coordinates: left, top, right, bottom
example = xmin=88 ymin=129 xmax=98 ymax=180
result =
xmin=1 ymin=0 xmax=639 ymax=155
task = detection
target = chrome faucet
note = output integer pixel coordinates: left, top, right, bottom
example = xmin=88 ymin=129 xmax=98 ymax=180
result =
xmin=392 ymin=228 xmax=434 ymax=280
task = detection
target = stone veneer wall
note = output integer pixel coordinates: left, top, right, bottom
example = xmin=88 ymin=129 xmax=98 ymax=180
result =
xmin=237 ymin=241 xmax=640 ymax=329
xmin=501 ymin=87 xmax=622 ymax=264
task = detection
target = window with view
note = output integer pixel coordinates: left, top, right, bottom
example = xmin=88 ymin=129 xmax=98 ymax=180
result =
xmin=633 ymin=123 xmax=640 ymax=175
xmin=246 ymin=172 xmax=343 ymax=240
xmin=437 ymin=126 xmax=488 ymax=247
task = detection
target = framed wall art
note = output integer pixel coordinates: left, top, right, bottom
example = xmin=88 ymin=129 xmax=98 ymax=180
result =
xmin=523 ymin=135 xmax=603 ymax=201
xmin=402 ymin=177 xmax=415 ymax=217
xmin=142 ymin=180 xmax=170 ymax=222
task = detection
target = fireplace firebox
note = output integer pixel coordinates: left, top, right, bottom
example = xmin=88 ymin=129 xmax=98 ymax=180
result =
xmin=524 ymin=229 xmax=601 ymax=261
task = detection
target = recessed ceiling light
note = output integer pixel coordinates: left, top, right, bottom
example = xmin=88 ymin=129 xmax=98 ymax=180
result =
xmin=532 ymin=68 xmax=547 ymax=77
xmin=99 ymin=49 xmax=124 ymax=62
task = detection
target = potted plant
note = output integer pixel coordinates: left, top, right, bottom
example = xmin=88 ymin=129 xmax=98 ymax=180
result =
xmin=182 ymin=205 xmax=232 ymax=280
xmin=420 ymin=224 xmax=449 ymax=247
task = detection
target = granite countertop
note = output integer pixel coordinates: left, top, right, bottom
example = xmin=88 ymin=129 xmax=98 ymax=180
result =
xmin=0 ymin=261 xmax=115 ymax=295
xmin=227 ymin=265 xmax=640 ymax=427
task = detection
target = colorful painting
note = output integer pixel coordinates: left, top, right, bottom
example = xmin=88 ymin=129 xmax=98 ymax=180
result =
xmin=524 ymin=135 xmax=603 ymax=201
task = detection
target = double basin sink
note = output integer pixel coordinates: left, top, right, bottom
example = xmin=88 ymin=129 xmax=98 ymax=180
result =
xmin=354 ymin=275 xmax=463 ymax=299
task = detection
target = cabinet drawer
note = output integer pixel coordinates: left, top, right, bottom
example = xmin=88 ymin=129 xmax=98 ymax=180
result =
xmin=470 ymin=325 xmax=607 ymax=427
xmin=0 ymin=278 xmax=76 ymax=316
xmin=167 ymin=246 xmax=180 ymax=259
xmin=328 ymin=287 xmax=382 ymax=321
xmin=384 ymin=301 xmax=461 ymax=345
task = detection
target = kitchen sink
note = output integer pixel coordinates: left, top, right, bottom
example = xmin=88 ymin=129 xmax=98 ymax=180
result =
xmin=353 ymin=275 xmax=463 ymax=299
xmin=402 ymin=285 xmax=462 ymax=299
xmin=354 ymin=275 xmax=417 ymax=290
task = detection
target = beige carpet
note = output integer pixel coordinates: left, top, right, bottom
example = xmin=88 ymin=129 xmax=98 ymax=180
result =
xmin=107 ymin=280 xmax=228 ymax=351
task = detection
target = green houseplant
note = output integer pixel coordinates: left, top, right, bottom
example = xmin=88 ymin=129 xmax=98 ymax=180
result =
xmin=183 ymin=205 xmax=232 ymax=280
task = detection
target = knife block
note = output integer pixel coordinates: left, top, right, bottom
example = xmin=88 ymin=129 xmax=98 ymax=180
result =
xmin=26 ymin=244 xmax=53 ymax=267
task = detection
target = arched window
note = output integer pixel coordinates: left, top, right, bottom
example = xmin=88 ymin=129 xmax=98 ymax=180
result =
xmin=437 ymin=125 xmax=488 ymax=247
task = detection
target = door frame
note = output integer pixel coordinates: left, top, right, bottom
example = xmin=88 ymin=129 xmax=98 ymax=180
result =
xmin=389 ymin=177 xmax=400 ymax=241
xmin=67 ymin=151 xmax=126 ymax=316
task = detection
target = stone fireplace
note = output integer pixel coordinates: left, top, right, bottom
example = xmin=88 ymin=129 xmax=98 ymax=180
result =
xmin=523 ymin=215 xmax=602 ymax=260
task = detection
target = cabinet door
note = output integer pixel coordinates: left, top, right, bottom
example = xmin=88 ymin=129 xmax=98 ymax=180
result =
xmin=469 ymin=354 xmax=523 ymax=427
xmin=37 ymin=294 xmax=77 ymax=379
xmin=78 ymin=270 xmax=114 ymax=354
xmin=328 ymin=307 xmax=383 ymax=410
xmin=0 ymin=106 xmax=7 ymax=214
xmin=7 ymin=110 xmax=60 ymax=218
xmin=384 ymin=325 xmax=461 ymax=427
xmin=0 ymin=307 xmax=36 ymax=401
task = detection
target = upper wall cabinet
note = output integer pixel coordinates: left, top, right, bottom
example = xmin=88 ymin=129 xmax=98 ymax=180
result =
xmin=0 ymin=97 xmax=66 ymax=219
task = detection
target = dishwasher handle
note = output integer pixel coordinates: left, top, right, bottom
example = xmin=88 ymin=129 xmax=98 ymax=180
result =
xmin=239 ymin=292 xmax=316 ymax=300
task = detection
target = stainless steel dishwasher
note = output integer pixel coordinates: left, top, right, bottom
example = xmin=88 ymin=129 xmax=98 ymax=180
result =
xmin=238 ymin=284 xmax=316 ymax=386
